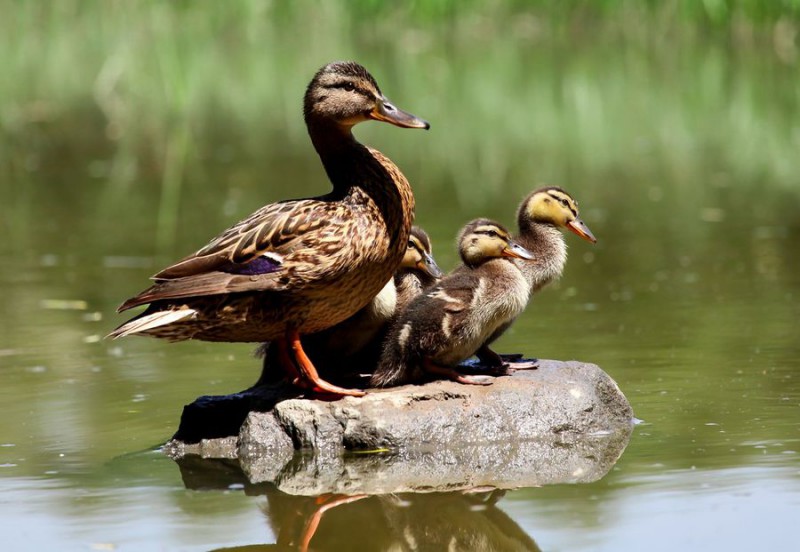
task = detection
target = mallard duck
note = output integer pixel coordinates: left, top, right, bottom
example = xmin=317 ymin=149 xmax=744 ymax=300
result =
xmin=371 ymin=219 xmax=535 ymax=387
xmin=254 ymin=226 xmax=441 ymax=386
xmin=475 ymin=186 xmax=596 ymax=368
xmin=109 ymin=61 xmax=429 ymax=397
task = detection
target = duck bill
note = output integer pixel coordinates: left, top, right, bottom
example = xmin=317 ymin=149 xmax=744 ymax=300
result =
xmin=417 ymin=252 xmax=443 ymax=278
xmin=567 ymin=218 xmax=597 ymax=243
xmin=502 ymin=241 xmax=535 ymax=261
xmin=369 ymin=98 xmax=430 ymax=129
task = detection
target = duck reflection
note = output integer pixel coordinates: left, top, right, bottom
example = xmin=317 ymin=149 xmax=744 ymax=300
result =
xmin=263 ymin=489 xmax=539 ymax=552
xmin=180 ymin=457 xmax=540 ymax=551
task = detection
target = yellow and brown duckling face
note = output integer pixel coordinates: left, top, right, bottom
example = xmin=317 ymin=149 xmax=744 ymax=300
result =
xmin=458 ymin=219 xmax=536 ymax=267
xmin=518 ymin=186 xmax=597 ymax=243
xmin=303 ymin=61 xmax=430 ymax=130
xmin=401 ymin=226 xmax=443 ymax=278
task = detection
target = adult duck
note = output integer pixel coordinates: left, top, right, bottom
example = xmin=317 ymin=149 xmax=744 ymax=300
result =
xmin=109 ymin=61 xmax=429 ymax=397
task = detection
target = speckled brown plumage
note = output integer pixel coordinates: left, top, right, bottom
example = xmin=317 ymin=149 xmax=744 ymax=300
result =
xmin=109 ymin=62 xmax=429 ymax=396
xmin=254 ymin=226 xmax=441 ymax=386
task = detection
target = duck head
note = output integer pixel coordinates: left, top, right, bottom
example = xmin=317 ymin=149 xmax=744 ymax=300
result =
xmin=458 ymin=219 xmax=535 ymax=267
xmin=402 ymin=226 xmax=443 ymax=278
xmin=518 ymin=187 xmax=597 ymax=243
xmin=304 ymin=61 xmax=430 ymax=131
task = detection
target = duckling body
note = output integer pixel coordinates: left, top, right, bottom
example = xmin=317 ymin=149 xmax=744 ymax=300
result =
xmin=109 ymin=61 xmax=429 ymax=396
xmin=372 ymin=220 xmax=534 ymax=387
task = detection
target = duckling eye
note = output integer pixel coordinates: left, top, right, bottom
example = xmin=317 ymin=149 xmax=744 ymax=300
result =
xmin=342 ymin=82 xmax=356 ymax=92
xmin=560 ymin=198 xmax=569 ymax=207
xmin=407 ymin=241 xmax=414 ymax=249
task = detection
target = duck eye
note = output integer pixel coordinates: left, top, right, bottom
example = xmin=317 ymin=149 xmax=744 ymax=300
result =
xmin=343 ymin=82 xmax=355 ymax=92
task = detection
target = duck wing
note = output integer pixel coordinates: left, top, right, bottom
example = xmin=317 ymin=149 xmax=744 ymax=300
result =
xmin=117 ymin=197 xmax=348 ymax=312
xmin=425 ymin=272 xmax=481 ymax=315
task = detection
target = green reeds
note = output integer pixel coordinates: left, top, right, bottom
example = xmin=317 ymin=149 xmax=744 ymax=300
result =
xmin=1 ymin=0 xmax=798 ymax=256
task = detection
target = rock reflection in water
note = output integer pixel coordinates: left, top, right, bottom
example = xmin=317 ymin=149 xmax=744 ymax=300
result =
xmin=177 ymin=429 xmax=629 ymax=550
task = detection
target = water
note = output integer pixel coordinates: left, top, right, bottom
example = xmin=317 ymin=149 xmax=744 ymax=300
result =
xmin=2 ymin=6 xmax=800 ymax=550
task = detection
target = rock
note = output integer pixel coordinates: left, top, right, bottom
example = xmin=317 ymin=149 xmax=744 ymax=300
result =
xmin=166 ymin=359 xmax=634 ymax=492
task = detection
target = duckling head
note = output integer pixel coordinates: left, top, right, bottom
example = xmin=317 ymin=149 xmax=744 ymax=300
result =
xmin=304 ymin=61 xmax=429 ymax=130
xmin=518 ymin=187 xmax=597 ymax=243
xmin=458 ymin=219 xmax=535 ymax=267
xmin=401 ymin=226 xmax=443 ymax=278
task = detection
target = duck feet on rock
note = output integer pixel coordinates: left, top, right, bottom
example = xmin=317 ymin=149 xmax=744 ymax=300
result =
xmin=278 ymin=331 xmax=366 ymax=398
xmin=423 ymin=358 xmax=495 ymax=386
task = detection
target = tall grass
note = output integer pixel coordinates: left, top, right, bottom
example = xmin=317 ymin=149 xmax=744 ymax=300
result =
xmin=1 ymin=0 xmax=798 ymax=256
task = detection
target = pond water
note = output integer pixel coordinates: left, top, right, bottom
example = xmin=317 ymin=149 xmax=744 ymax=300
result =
xmin=2 ymin=8 xmax=799 ymax=550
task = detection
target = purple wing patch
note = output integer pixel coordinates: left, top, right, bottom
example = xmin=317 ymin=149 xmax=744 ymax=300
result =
xmin=220 ymin=254 xmax=283 ymax=275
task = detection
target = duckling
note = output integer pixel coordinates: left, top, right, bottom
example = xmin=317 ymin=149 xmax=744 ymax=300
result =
xmin=395 ymin=226 xmax=442 ymax=313
xmin=475 ymin=186 xmax=596 ymax=368
xmin=109 ymin=61 xmax=429 ymax=397
xmin=371 ymin=219 xmax=535 ymax=387
xmin=254 ymin=226 xmax=442 ymax=386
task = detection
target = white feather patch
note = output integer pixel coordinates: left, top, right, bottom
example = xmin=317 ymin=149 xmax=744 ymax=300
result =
xmin=262 ymin=252 xmax=284 ymax=264
xmin=109 ymin=308 xmax=196 ymax=338
xmin=398 ymin=322 xmax=412 ymax=352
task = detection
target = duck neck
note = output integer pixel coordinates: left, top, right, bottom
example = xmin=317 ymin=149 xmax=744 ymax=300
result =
xmin=516 ymin=221 xmax=568 ymax=291
xmin=306 ymin=116 xmax=415 ymax=259
xmin=306 ymin=118 xmax=360 ymax=182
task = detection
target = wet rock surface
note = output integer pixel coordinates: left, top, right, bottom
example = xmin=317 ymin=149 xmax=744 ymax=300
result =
xmin=165 ymin=359 xmax=634 ymax=492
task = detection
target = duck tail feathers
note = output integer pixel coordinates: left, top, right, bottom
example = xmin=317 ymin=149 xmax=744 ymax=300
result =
xmin=106 ymin=308 xmax=196 ymax=339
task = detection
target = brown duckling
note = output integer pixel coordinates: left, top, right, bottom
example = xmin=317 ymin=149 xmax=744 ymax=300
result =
xmin=476 ymin=186 xmax=597 ymax=368
xmin=255 ymin=226 xmax=441 ymax=386
xmin=109 ymin=61 xmax=429 ymax=397
xmin=395 ymin=226 xmax=442 ymax=313
xmin=371 ymin=219 xmax=535 ymax=387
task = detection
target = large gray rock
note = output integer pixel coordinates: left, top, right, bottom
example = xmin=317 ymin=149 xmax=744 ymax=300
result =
xmin=166 ymin=359 xmax=634 ymax=493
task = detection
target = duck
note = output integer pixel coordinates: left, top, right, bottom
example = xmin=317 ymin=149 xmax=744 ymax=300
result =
xmin=254 ymin=226 xmax=441 ymax=387
xmin=371 ymin=219 xmax=535 ymax=387
xmin=475 ymin=186 xmax=596 ymax=368
xmin=394 ymin=226 xmax=442 ymax=313
xmin=108 ymin=61 xmax=429 ymax=397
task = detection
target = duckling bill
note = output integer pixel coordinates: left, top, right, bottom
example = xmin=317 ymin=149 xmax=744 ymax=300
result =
xmin=372 ymin=219 xmax=535 ymax=387
xmin=109 ymin=61 xmax=428 ymax=398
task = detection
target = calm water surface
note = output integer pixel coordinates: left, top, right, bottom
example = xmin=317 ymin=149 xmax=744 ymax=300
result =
xmin=2 ymin=158 xmax=798 ymax=551
xmin=2 ymin=40 xmax=799 ymax=552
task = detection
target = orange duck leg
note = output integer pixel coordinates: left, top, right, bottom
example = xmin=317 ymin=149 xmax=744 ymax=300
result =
xmin=278 ymin=329 xmax=366 ymax=397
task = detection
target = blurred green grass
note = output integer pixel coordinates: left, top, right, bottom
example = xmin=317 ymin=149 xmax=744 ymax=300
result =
xmin=1 ymin=0 xmax=798 ymax=256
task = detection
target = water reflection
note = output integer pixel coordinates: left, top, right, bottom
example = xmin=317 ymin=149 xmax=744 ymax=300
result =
xmin=172 ymin=429 xmax=629 ymax=550
xmin=180 ymin=456 xmax=544 ymax=552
